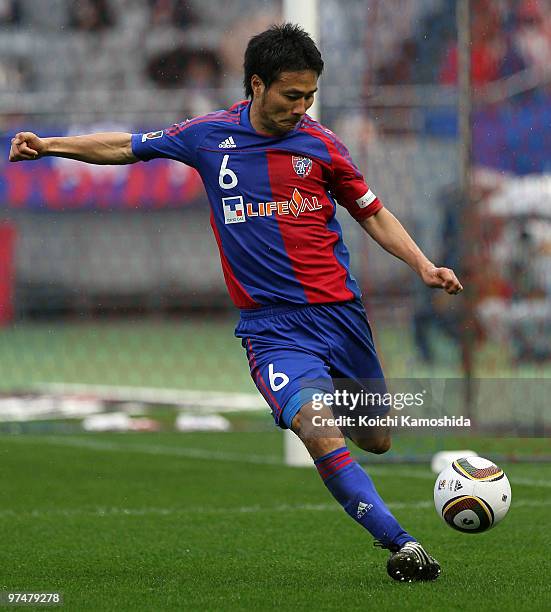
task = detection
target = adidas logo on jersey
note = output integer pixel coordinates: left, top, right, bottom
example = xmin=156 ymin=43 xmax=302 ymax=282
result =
xmin=219 ymin=136 xmax=236 ymax=149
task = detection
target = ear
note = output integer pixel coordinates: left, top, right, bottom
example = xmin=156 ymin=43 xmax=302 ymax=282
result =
xmin=250 ymin=74 xmax=265 ymax=98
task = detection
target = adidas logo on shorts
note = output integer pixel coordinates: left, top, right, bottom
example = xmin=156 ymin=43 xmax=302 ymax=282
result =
xmin=219 ymin=136 xmax=236 ymax=148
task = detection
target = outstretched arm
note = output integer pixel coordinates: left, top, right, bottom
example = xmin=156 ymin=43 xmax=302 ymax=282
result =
xmin=9 ymin=131 xmax=138 ymax=165
xmin=360 ymin=207 xmax=463 ymax=295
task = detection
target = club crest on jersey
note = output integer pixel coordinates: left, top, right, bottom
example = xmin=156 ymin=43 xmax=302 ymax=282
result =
xmin=221 ymin=189 xmax=322 ymax=224
xmin=292 ymin=156 xmax=313 ymax=178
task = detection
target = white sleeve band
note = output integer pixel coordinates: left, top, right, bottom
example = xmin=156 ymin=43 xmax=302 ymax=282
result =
xmin=356 ymin=189 xmax=377 ymax=208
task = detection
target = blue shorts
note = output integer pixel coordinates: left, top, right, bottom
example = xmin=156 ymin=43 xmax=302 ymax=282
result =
xmin=235 ymin=299 xmax=388 ymax=429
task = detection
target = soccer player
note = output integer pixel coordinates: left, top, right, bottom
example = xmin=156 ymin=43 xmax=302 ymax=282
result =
xmin=9 ymin=23 xmax=462 ymax=582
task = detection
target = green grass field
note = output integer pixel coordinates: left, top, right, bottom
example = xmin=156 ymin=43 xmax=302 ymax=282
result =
xmin=0 ymin=318 xmax=549 ymax=609
xmin=0 ymin=431 xmax=549 ymax=611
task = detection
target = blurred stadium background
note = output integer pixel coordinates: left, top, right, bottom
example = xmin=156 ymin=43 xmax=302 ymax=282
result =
xmin=1 ymin=2 xmax=551 ymax=609
xmin=0 ymin=0 xmax=550 ymax=448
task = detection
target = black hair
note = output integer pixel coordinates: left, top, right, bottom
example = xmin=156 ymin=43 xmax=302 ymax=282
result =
xmin=243 ymin=23 xmax=324 ymax=98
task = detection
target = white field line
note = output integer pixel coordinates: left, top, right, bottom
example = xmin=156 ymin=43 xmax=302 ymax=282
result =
xmin=4 ymin=435 xmax=282 ymax=465
xmin=0 ymin=498 xmax=549 ymax=521
xmin=32 ymin=383 xmax=265 ymax=412
xmin=4 ymin=435 xmax=551 ymax=488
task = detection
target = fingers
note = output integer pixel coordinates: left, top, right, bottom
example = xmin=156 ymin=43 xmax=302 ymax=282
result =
xmin=20 ymin=143 xmax=38 ymax=156
xmin=10 ymin=151 xmax=37 ymax=162
xmin=9 ymin=134 xmax=39 ymax=162
xmin=13 ymin=134 xmax=39 ymax=155
xmin=13 ymin=142 xmax=38 ymax=156
xmin=444 ymin=280 xmax=463 ymax=295
xmin=438 ymin=268 xmax=463 ymax=295
xmin=9 ymin=146 xmax=36 ymax=162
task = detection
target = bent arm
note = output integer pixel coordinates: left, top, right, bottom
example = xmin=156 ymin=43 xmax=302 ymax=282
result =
xmin=9 ymin=131 xmax=138 ymax=165
xmin=360 ymin=207 xmax=463 ymax=294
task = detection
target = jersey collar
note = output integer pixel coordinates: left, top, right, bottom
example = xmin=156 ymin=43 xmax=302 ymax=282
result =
xmin=241 ymin=101 xmax=253 ymax=130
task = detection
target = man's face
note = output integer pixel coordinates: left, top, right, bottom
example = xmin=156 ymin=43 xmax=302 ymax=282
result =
xmin=250 ymin=70 xmax=318 ymax=136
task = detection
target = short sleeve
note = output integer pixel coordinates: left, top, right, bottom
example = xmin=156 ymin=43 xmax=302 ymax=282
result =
xmin=325 ymin=133 xmax=383 ymax=222
xmin=131 ymin=119 xmax=208 ymax=168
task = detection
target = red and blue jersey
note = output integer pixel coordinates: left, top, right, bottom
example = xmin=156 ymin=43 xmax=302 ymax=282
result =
xmin=131 ymin=100 xmax=383 ymax=310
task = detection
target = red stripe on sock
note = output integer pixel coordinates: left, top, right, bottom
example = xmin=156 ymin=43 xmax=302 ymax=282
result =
xmin=318 ymin=457 xmax=353 ymax=478
xmin=317 ymin=450 xmax=349 ymax=467
xmin=316 ymin=451 xmax=353 ymax=479
xmin=317 ymin=451 xmax=349 ymax=470
xmin=319 ymin=457 xmax=354 ymax=479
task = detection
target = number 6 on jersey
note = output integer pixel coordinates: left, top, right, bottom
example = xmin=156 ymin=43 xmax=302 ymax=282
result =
xmin=219 ymin=154 xmax=238 ymax=189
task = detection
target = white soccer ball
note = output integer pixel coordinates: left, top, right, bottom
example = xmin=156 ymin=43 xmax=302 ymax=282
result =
xmin=433 ymin=456 xmax=511 ymax=533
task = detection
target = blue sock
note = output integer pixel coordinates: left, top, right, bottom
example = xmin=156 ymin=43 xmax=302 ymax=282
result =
xmin=315 ymin=447 xmax=415 ymax=550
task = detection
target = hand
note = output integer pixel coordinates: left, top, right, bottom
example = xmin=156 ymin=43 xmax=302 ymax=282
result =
xmin=420 ymin=264 xmax=463 ymax=295
xmin=9 ymin=132 xmax=46 ymax=162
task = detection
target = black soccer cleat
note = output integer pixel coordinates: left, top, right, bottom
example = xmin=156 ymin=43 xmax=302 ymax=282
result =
xmin=376 ymin=540 xmax=442 ymax=582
